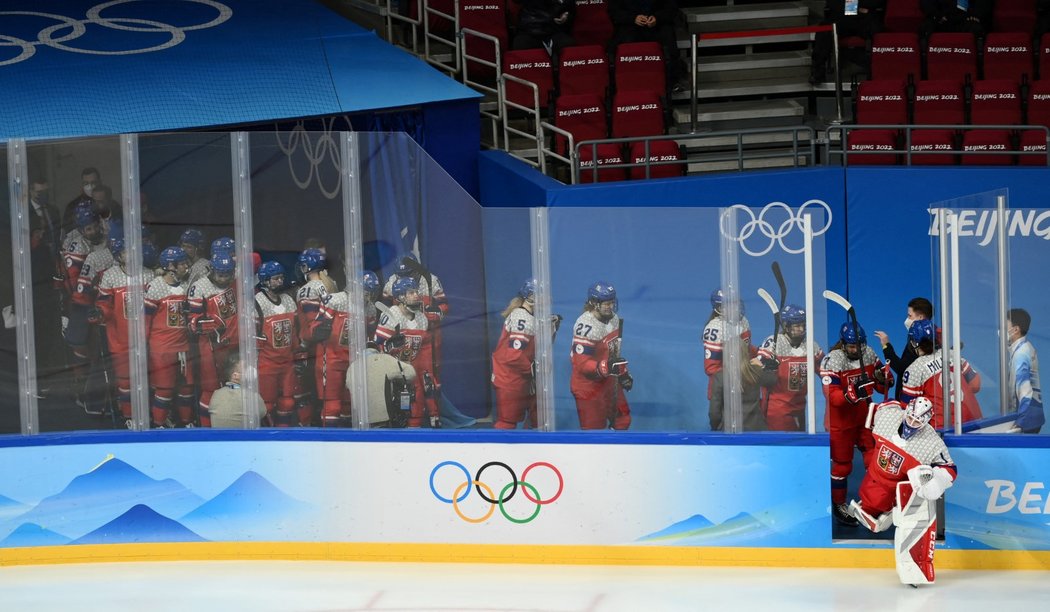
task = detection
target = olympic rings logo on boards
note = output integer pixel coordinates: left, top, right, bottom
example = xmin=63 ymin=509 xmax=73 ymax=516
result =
xmin=0 ymin=1 xmax=232 ymax=67
xmin=429 ymin=461 xmax=564 ymax=524
xmin=274 ymin=116 xmax=352 ymax=200
xmin=718 ymin=200 xmax=833 ymax=257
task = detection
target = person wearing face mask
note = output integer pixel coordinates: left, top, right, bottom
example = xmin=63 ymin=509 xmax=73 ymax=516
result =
xmin=820 ymin=321 xmax=892 ymax=526
xmin=1005 ymin=308 xmax=1043 ymax=434
xmin=873 ymin=297 xmax=933 ymax=401
xmin=61 ymin=167 xmax=101 ymax=239
xmin=898 ymin=319 xmax=983 ymax=429
xmin=188 ymin=251 xmax=240 ymax=427
xmin=570 ymin=281 xmax=631 ymax=430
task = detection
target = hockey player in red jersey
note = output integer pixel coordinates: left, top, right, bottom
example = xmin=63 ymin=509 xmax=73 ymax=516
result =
xmin=145 ymin=247 xmax=194 ymax=428
xmin=95 ymin=237 xmax=150 ymax=427
xmin=848 ymin=397 xmax=957 ymax=585
xmin=61 ymin=202 xmax=108 ymax=408
xmin=757 ymin=304 xmax=824 ymax=431
xmin=363 ymin=270 xmax=380 ymax=340
xmin=188 ymin=251 xmax=239 ymax=426
xmin=491 ymin=279 xmax=562 ymax=429
xmin=254 ymin=261 xmax=301 ymax=426
xmin=821 ymin=321 xmax=892 ymax=525
xmin=180 ymin=229 xmax=210 ymax=287
xmin=899 ymin=319 xmax=983 ymax=428
xmin=570 ymin=281 xmax=631 ymax=430
xmin=312 ymin=282 xmax=356 ymax=427
xmin=375 ymin=276 xmax=440 ymax=427
xmin=383 ymin=253 xmax=448 ymax=370
xmin=294 ymin=248 xmax=336 ymax=426
xmin=703 ymin=288 xmax=754 ymax=429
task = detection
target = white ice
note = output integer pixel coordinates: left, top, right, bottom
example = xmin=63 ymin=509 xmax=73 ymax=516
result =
xmin=0 ymin=561 xmax=1046 ymax=611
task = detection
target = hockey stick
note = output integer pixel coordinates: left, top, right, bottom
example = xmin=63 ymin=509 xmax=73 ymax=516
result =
xmin=823 ymin=289 xmax=874 ymax=387
xmin=757 ymin=288 xmax=779 ymax=357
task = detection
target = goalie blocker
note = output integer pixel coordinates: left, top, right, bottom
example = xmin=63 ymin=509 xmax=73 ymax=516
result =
xmin=848 ymin=397 xmax=957 ymax=586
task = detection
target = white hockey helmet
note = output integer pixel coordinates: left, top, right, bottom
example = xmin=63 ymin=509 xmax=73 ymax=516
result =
xmin=902 ymin=397 xmax=934 ymax=439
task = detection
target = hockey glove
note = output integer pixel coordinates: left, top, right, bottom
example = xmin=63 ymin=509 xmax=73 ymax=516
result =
xmin=845 ymin=378 xmax=873 ymax=404
xmin=386 ymin=331 xmax=407 ymax=350
xmin=619 ymin=372 xmax=634 ymax=392
xmin=760 ymin=356 xmax=780 ymax=371
xmin=915 ymin=466 xmax=954 ymax=501
xmin=86 ymin=307 xmax=104 ymax=325
xmin=193 ymin=317 xmax=224 ymax=335
xmin=312 ymin=319 xmax=333 ymax=343
xmin=424 ymin=303 xmax=443 ymax=315
xmin=599 ymin=357 xmax=628 ymax=378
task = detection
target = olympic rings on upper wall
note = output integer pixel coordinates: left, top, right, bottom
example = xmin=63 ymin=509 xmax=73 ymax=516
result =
xmin=0 ymin=1 xmax=232 ymax=67
xmin=429 ymin=461 xmax=564 ymax=524
xmin=719 ymin=200 xmax=833 ymax=257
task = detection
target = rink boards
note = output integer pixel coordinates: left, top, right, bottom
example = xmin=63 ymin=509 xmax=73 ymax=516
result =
xmin=1 ymin=431 xmax=1048 ymax=569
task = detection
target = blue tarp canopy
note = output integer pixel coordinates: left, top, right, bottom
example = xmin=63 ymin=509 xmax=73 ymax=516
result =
xmin=0 ymin=0 xmax=480 ymax=138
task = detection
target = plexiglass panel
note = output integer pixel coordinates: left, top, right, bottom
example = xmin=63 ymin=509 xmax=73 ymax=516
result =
xmin=0 ymin=144 xmax=16 ymax=434
xmin=546 ymin=205 xmax=829 ymax=433
xmin=934 ymin=190 xmax=1046 ymax=435
xmin=357 ymin=133 xmax=490 ymax=430
xmin=138 ymin=133 xmax=235 ymax=429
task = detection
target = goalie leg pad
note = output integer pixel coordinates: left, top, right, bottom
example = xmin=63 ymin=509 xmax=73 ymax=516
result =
xmin=849 ymin=499 xmax=893 ymax=533
xmin=894 ymin=481 xmax=937 ymax=585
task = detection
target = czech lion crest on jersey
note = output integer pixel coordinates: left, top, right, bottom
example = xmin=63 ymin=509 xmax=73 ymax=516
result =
xmin=216 ymin=288 xmax=236 ymax=319
xmin=397 ymin=335 xmax=423 ymax=363
xmin=166 ymin=301 xmax=185 ymax=327
xmin=877 ymin=444 xmax=905 ymax=475
xmin=269 ymin=319 xmax=291 ymax=349
xmin=789 ymin=361 xmax=807 ymax=391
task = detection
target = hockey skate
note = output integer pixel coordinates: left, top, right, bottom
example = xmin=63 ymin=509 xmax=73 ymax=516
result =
xmin=833 ymin=503 xmax=859 ymax=526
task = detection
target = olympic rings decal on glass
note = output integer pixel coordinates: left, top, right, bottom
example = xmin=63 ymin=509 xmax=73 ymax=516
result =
xmin=429 ymin=461 xmax=564 ymax=524
xmin=274 ymin=116 xmax=353 ymax=200
xmin=718 ymin=200 xmax=833 ymax=257
xmin=0 ymin=1 xmax=232 ymax=67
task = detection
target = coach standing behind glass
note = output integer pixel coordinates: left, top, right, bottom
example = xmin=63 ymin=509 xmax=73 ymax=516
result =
xmin=1006 ymin=308 xmax=1044 ymax=434
xmin=873 ymin=297 xmax=933 ymax=401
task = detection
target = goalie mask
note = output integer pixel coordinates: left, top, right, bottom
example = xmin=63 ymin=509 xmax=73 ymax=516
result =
xmin=902 ymin=397 xmax=934 ymax=439
xmin=393 ymin=276 xmax=422 ymax=310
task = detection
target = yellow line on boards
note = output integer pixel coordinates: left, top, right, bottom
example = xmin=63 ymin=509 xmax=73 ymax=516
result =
xmin=2 ymin=543 xmax=1048 ymax=570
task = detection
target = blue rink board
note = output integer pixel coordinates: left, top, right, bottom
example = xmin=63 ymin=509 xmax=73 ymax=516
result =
xmin=0 ymin=0 xmax=479 ymax=139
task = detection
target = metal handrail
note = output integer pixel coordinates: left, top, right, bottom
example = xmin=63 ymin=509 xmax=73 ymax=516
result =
xmin=825 ymin=124 xmax=1050 ymax=165
xmin=460 ymin=27 xmax=503 ymax=149
xmin=499 ymin=72 xmax=544 ymax=171
xmin=565 ymin=127 xmax=817 ymax=184
xmin=382 ymin=0 xmax=424 ymax=56
xmin=424 ymin=0 xmax=460 ymax=76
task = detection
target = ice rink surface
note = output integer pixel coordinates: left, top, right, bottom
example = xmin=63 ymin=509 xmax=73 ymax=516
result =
xmin=0 ymin=561 xmax=1047 ymax=612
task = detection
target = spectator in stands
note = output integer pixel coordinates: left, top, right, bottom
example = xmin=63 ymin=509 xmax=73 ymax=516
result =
xmin=919 ymin=0 xmax=992 ymax=39
xmin=512 ymin=0 xmax=576 ymax=55
xmin=608 ymin=0 xmax=686 ymax=90
xmin=810 ymin=0 xmax=885 ymax=85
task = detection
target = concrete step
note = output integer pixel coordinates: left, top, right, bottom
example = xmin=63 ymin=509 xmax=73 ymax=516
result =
xmin=683 ymin=2 xmax=809 ymax=29
xmin=695 ymin=50 xmax=812 ymax=83
xmin=674 ymin=129 xmax=814 ymax=151
xmin=673 ymin=75 xmax=850 ymax=100
xmin=687 ymin=151 xmax=812 ymax=173
xmin=673 ymin=98 xmax=806 ymax=129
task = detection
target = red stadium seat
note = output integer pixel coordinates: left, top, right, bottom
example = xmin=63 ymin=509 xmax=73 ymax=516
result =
xmin=1020 ymin=80 xmax=1050 ymax=165
xmin=1040 ymin=34 xmax=1050 ymax=79
xmin=579 ymin=145 xmax=628 ymax=182
xmin=963 ymin=79 xmax=1020 ymax=165
xmin=627 ymin=141 xmax=685 ymax=179
xmin=553 ymin=92 xmax=608 ymax=154
xmin=849 ymin=79 xmax=907 ymax=164
xmin=847 ymin=129 xmax=900 ymax=165
xmin=982 ymin=33 xmax=1032 ymax=85
xmin=558 ymin=45 xmax=610 ymax=97
xmin=925 ymin=33 xmax=977 ymax=86
xmin=614 ymin=41 xmax=666 ymax=97
xmin=611 ymin=90 xmax=664 ymax=138
xmin=870 ymin=33 xmax=921 ymax=82
xmin=909 ymin=80 xmax=965 ymax=164
xmin=855 ymin=79 xmax=908 ymax=124
xmin=459 ymin=0 xmax=509 ymax=80
xmin=503 ymin=49 xmax=554 ymax=111
xmin=993 ymin=0 xmax=1037 ymax=34
xmin=572 ymin=0 xmax=614 ymax=47
xmin=883 ymin=0 xmax=924 ymax=33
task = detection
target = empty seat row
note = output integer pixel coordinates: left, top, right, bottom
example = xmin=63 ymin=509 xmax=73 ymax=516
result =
xmin=883 ymin=0 xmax=1039 ymax=35
xmin=871 ymin=32 xmax=1050 ymax=85
xmin=504 ymin=42 xmax=668 ymax=112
